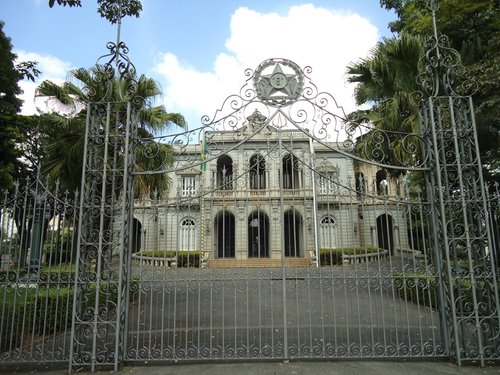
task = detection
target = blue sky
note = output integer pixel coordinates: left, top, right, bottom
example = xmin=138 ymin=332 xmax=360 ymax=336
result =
xmin=2 ymin=0 xmax=396 ymax=128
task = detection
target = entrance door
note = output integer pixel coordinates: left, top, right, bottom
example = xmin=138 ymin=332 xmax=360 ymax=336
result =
xmin=376 ymin=214 xmax=394 ymax=254
xmin=284 ymin=210 xmax=302 ymax=257
xmin=215 ymin=211 xmax=235 ymax=258
xmin=248 ymin=211 xmax=269 ymax=257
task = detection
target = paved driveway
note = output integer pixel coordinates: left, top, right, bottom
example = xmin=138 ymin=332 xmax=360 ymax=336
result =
xmin=127 ymin=259 xmax=444 ymax=361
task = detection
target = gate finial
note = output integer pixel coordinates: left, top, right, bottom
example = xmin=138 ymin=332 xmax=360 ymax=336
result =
xmin=93 ymin=0 xmax=138 ymax=101
xmin=416 ymin=0 xmax=477 ymax=98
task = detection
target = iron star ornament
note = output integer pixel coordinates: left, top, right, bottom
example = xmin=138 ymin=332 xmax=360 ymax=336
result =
xmin=253 ymin=58 xmax=304 ymax=107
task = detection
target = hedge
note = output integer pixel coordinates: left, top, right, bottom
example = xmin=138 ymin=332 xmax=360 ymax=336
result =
xmin=392 ymin=272 xmax=487 ymax=310
xmin=0 ymin=275 xmax=139 ymax=351
xmin=393 ymin=272 xmax=439 ymax=308
xmin=0 ymin=287 xmax=73 ymax=350
xmin=136 ymin=250 xmax=202 ymax=268
xmin=319 ymin=247 xmax=383 ymax=266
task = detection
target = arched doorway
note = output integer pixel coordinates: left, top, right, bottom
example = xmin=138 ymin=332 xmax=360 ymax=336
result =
xmin=376 ymin=214 xmax=394 ymax=254
xmin=284 ymin=210 xmax=302 ymax=257
xmin=131 ymin=218 xmax=142 ymax=253
xmin=215 ymin=211 xmax=235 ymax=258
xmin=248 ymin=211 xmax=269 ymax=258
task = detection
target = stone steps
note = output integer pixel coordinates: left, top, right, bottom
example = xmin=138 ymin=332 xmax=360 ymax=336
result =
xmin=207 ymin=257 xmax=311 ymax=268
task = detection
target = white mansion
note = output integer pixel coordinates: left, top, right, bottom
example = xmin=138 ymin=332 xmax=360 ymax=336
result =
xmin=131 ymin=109 xmax=411 ymax=267
xmin=128 ymin=58 xmax=416 ymax=267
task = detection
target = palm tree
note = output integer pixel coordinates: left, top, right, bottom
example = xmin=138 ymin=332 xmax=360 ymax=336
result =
xmin=345 ymin=33 xmax=425 ymax=168
xmin=36 ymin=65 xmax=185 ymax=195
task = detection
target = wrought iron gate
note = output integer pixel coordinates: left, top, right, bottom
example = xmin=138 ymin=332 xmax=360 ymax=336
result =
xmin=121 ymin=45 xmax=499 ymax=368
xmin=1 ymin=3 xmax=499 ymax=372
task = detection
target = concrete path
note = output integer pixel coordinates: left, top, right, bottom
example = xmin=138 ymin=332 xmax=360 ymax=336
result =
xmin=3 ymin=361 xmax=500 ymax=375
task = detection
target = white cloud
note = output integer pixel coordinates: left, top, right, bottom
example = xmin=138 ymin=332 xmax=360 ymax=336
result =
xmin=14 ymin=50 xmax=73 ymax=115
xmin=153 ymin=4 xmax=378 ymax=130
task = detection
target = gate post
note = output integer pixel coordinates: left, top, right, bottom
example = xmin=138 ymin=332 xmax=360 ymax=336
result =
xmin=419 ymin=2 xmax=500 ymax=366
xmin=69 ymin=72 xmax=137 ymax=372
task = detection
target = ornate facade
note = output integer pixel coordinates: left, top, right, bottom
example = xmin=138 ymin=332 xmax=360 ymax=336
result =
xmin=131 ymin=112 xmax=411 ymax=266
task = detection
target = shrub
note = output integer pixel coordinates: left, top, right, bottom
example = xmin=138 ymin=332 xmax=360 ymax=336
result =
xmin=393 ymin=272 xmax=439 ymax=308
xmin=136 ymin=250 xmax=202 ymax=268
xmin=0 ymin=287 xmax=73 ymax=351
xmin=0 ymin=270 xmax=75 ymax=288
xmin=0 ymin=274 xmax=139 ymax=351
xmin=393 ymin=272 xmax=488 ymax=310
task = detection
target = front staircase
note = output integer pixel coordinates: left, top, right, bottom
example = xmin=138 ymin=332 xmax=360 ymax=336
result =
xmin=207 ymin=257 xmax=311 ymax=268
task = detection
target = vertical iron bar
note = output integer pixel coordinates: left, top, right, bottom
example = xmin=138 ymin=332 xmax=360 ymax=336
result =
xmin=448 ymin=97 xmax=484 ymax=365
xmin=428 ymin=97 xmax=461 ymax=364
xmin=277 ymin=125 xmax=288 ymax=360
xmin=69 ymin=104 xmax=92 ymax=374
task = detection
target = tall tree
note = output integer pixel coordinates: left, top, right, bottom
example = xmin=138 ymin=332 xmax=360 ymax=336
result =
xmin=36 ymin=65 xmax=185 ymax=195
xmin=0 ymin=21 xmax=23 ymax=190
xmin=48 ymin=0 xmax=142 ymax=23
xmin=0 ymin=21 xmax=41 ymax=190
xmin=377 ymin=0 xmax=500 ymax=178
xmin=346 ymin=33 xmax=425 ymax=169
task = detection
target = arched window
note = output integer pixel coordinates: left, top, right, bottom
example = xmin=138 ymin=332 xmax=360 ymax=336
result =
xmin=249 ymin=154 xmax=266 ymax=189
xmin=217 ymin=155 xmax=233 ymax=190
xmin=181 ymin=175 xmax=196 ymax=197
xmin=319 ymin=169 xmax=337 ymax=195
xmin=320 ymin=215 xmax=337 ymax=249
xmin=355 ymin=172 xmax=365 ymax=198
xmin=282 ymin=154 xmax=299 ymax=190
xmin=180 ymin=218 xmax=197 ymax=251
xmin=376 ymin=170 xmax=388 ymax=195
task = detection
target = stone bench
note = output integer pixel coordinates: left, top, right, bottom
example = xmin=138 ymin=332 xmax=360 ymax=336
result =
xmin=131 ymin=254 xmax=177 ymax=268
xmin=342 ymin=250 xmax=388 ymax=264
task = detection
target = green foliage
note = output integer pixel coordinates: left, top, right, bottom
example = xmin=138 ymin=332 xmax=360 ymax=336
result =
xmin=48 ymin=0 xmax=82 ymax=7
xmin=375 ymin=0 xmax=500 ymax=179
xmin=0 ymin=21 xmax=23 ymax=189
xmin=392 ymin=271 xmax=492 ymax=310
xmin=0 ymin=273 xmax=139 ymax=350
xmin=0 ymin=234 xmax=20 ymax=256
xmin=393 ymin=272 xmax=439 ymax=308
xmin=319 ymin=247 xmax=383 ymax=266
xmin=97 ymin=0 xmax=142 ymax=24
xmin=0 ymin=22 xmax=22 ymax=114
xmin=0 ymin=287 xmax=73 ymax=350
xmin=15 ymin=61 xmax=41 ymax=82
xmin=0 ymin=21 xmax=43 ymax=188
xmin=137 ymin=250 xmax=202 ymax=268
xmin=36 ymin=66 xmax=185 ymax=195
xmin=346 ymin=33 xmax=425 ymax=169
xmin=43 ymin=228 xmax=75 ymax=265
